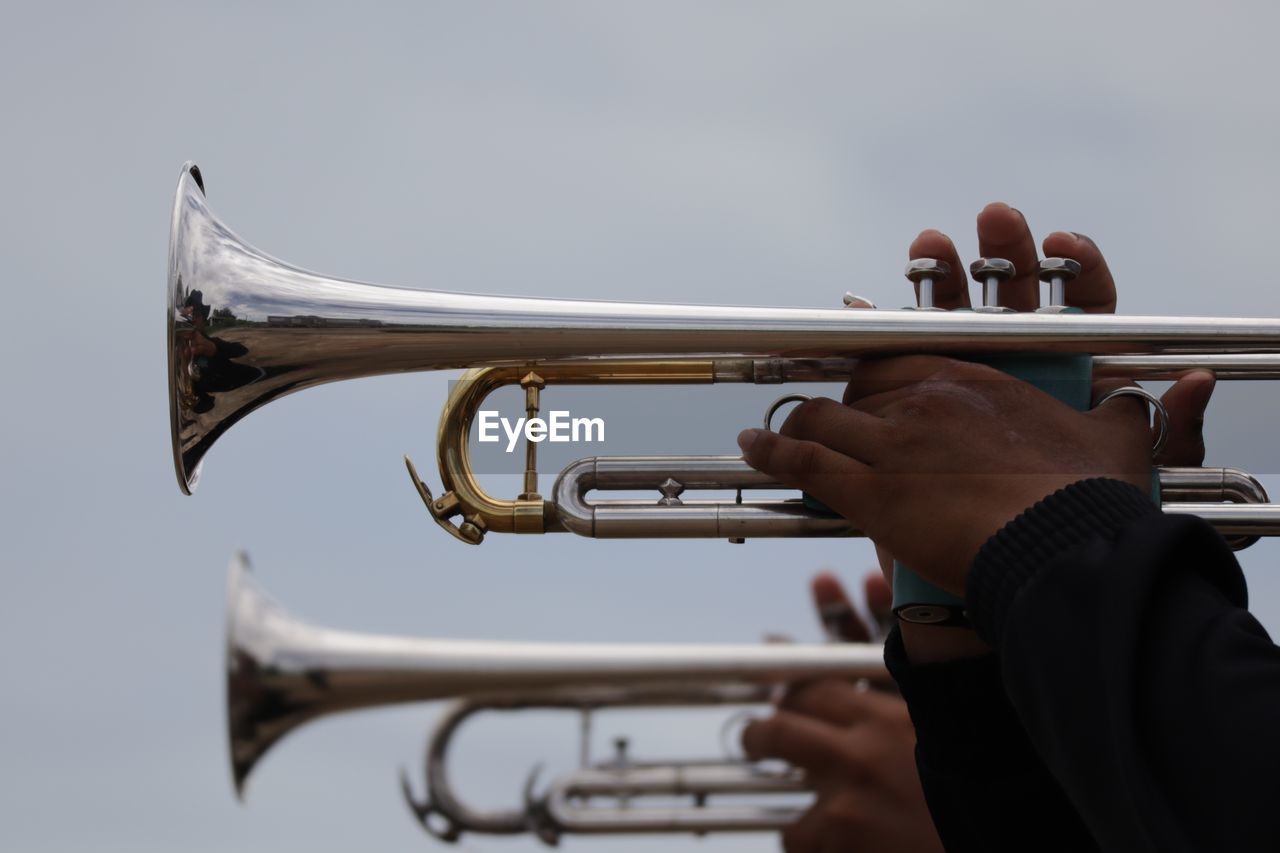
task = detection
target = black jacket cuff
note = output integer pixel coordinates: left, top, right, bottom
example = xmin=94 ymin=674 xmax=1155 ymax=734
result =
xmin=965 ymin=477 xmax=1160 ymax=647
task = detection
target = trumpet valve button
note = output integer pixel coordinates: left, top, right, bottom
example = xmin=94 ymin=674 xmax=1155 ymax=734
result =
xmin=1038 ymin=257 xmax=1082 ymax=307
xmin=1037 ymin=257 xmax=1082 ymax=280
xmin=904 ymin=258 xmax=951 ymax=310
xmin=969 ymin=257 xmax=1016 ymax=311
xmin=970 ymin=257 xmax=1016 ymax=280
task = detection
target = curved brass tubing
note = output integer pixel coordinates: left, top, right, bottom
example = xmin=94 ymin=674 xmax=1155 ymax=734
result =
xmin=406 ymin=357 xmax=851 ymax=543
xmin=405 ymin=357 xmax=1280 ymax=546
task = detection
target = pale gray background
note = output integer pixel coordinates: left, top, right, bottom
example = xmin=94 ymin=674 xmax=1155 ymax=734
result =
xmin=4 ymin=2 xmax=1280 ymax=851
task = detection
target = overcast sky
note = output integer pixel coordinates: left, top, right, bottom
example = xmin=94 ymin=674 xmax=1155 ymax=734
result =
xmin=5 ymin=3 xmax=1280 ymax=852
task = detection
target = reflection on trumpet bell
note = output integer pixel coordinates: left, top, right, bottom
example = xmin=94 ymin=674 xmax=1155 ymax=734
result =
xmin=225 ymin=551 xmax=887 ymax=799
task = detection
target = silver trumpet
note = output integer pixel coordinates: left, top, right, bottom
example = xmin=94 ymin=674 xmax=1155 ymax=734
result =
xmin=226 ymin=552 xmax=888 ymax=842
xmin=171 ymin=162 xmax=1280 ymax=545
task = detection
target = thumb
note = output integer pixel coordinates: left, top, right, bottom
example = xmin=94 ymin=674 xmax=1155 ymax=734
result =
xmin=1156 ymin=370 xmax=1214 ymax=467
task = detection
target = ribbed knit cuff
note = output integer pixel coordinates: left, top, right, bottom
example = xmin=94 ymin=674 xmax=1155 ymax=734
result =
xmin=965 ymin=477 xmax=1160 ymax=647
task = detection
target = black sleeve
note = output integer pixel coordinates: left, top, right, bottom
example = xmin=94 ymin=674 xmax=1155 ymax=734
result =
xmin=964 ymin=477 xmax=1280 ymax=853
xmin=885 ymin=629 xmax=1099 ymax=852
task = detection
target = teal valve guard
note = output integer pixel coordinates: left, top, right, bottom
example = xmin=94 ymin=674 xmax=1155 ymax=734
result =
xmin=794 ymin=344 xmax=1162 ymax=625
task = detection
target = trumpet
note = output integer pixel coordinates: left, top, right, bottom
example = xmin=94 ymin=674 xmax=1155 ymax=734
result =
xmin=170 ymin=162 xmax=1280 ymax=545
xmin=225 ymin=552 xmax=888 ymax=841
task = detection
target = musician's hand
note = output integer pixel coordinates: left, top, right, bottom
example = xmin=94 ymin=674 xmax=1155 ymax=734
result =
xmin=746 ymin=204 xmax=1217 ymax=598
xmin=831 ymin=203 xmax=1122 ymax=611
xmin=811 ymin=570 xmax=891 ymax=642
xmin=743 ymin=681 xmax=943 ymax=853
xmin=904 ymin=203 xmax=1214 ymax=469
xmin=738 ymin=356 xmax=1212 ymax=595
xmin=903 ymin=202 xmax=1118 ymax=312
xmin=746 ymin=573 xmax=942 ymax=852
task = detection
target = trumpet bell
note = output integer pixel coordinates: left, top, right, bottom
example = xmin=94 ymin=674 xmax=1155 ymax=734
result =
xmin=167 ymin=162 xmax=469 ymax=494
xmin=167 ymin=162 xmax=494 ymax=494
xmin=225 ymin=550 xmax=309 ymax=795
xmin=166 ymin=163 xmax=204 ymax=494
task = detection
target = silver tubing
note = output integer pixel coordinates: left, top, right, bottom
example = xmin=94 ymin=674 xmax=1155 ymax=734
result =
xmin=552 ymin=458 xmax=1275 ymax=549
xmin=552 ymin=456 xmax=854 ymax=539
xmin=540 ymin=763 xmax=806 ymax=835
xmin=1165 ymin=504 xmax=1280 ymax=536
xmin=1159 ymin=467 xmax=1270 ymax=505
xmin=401 ymin=685 xmax=808 ymax=843
xmin=1093 ymin=354 xmax=1280 ymax=380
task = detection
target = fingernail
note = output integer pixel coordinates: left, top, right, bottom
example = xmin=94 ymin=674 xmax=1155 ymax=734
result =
xmin=912 ymin=228 xmax=946 ymax=247
xmin=737 ymin=428 xmax=762 ymax=453
xmin=1070 ymin=231 xmax=1096 ymax=249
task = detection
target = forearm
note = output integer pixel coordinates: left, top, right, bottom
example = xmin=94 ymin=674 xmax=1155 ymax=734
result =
xmin=968 ymin=478 xmax=1280 ymax=852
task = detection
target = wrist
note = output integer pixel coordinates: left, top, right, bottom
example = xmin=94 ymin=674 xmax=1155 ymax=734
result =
xmin=965 ymin=477 xmax=1160 ymax=646
xmin=899 ymin=621 xmax=990 ymax=663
